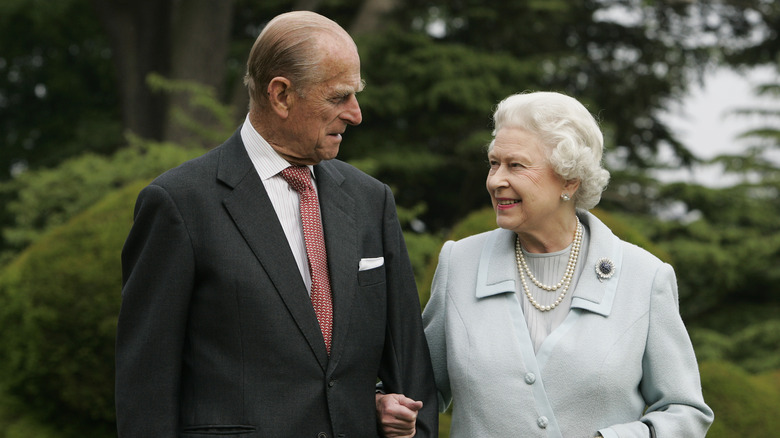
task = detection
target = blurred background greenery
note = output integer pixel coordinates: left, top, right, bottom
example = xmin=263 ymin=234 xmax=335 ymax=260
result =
xmin=0 ymin=0 xmax=778 ymax=436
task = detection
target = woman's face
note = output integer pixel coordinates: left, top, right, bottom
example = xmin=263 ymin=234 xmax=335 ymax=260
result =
xmin=486 ymin=127 xmax=569 ymax=237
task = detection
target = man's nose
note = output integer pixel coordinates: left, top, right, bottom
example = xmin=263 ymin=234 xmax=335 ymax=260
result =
xmin=342 ymin=95 xmax=362 ymax=126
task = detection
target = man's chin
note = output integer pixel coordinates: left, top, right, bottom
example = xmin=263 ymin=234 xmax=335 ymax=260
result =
xmin=317 ymin=146 xmax=341 ymax=162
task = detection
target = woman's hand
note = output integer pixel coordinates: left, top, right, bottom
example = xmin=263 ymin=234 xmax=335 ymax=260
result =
xmin=375 ymin=393 xmax=424 ymax=438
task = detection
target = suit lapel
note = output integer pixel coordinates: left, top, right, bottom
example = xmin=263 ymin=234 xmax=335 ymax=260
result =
xmin=218 ymin=135 xmax=330 ymax=370
xmin=314 ymin=161 xmax=357 ymax=368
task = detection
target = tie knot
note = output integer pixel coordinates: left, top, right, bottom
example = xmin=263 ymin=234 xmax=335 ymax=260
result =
xmin=281 ymin=166 xmax=313 ymax=194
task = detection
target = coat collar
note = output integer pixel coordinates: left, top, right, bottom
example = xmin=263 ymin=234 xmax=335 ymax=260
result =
xmin=474 ymin=210 xmax=623 ymax=317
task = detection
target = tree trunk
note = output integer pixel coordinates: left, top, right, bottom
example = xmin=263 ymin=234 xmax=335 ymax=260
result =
xmin=165 ymin=0 xmax=234 ymax=146
xmin=92 ymin=0 xmax=234 ymax=146
xmin=91 ymin=0 xmax=172 ymax=141
xmin=293 ymin=0 xmax=323 ymax=12
xmin=349 ymin=0 xmax=398 ymax=35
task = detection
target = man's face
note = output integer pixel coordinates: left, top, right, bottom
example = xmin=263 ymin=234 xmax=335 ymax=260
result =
xmin=275 ymin=39 xmax=363 ymax=165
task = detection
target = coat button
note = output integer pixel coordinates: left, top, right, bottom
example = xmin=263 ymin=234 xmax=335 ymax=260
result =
xmin=537 ymin=416 xmax=549 ymax=429
xmin=524 ymin=372 xmax=536 ymax=384
xmin=328 ymin=379 xmax=336 ymax=387
xmin=317 ymin=433 xmax=328 ymax=438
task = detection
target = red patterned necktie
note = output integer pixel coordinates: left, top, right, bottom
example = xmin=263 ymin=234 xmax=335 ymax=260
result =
xmin=281 ymin=166 xmax=333 ymax=354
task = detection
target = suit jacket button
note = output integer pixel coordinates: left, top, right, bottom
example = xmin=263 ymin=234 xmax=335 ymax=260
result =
xmin=317 ymin=433 xmax=328 ymax=438
xmin=328 ymin=379 xmax=336 ymax=387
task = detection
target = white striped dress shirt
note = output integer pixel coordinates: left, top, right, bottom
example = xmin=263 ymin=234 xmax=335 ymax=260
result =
xmin=240 ymin=116 xmax=318 ymax=295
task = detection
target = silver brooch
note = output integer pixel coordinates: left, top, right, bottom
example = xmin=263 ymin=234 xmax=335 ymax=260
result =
xmin=595 ymin=257 xmax=615 ymax=282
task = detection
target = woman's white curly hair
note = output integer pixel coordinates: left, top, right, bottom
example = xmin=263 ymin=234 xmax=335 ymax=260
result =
xmin=489 ymin=91 xmax=610 ymax=210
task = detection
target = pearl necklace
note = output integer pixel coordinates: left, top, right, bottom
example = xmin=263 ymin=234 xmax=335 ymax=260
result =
xmin=515 ymin=217 xmax=583 ymax=312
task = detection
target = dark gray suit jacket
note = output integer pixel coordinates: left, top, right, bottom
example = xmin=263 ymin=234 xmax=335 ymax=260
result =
xmin=116 ymin=129 xmax=437 ymax=437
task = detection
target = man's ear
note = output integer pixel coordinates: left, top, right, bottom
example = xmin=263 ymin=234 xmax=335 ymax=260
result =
xmin=267 ymin=77 xmax=293 ymax=118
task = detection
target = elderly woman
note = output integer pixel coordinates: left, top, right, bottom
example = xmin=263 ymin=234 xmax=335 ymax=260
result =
xmin=378 ymin=91 xmax=713 ymax=438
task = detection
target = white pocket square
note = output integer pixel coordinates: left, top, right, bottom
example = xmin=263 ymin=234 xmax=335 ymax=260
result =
xmin=359 ymin=257 xmax=384 ymax=271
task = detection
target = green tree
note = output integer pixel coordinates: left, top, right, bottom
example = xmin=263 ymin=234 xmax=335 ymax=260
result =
xmin=343 ymin=0 xmax=780 ymax=230
xmin=4 ymin=0 xmax=778 ymax=232
xmin=0 ymin=74 xmax=234 ymax=262
xmin=0 ymin=181 xmax=147 ymax=437
xmin=699 ymin=362 xmax=780 ymax=437
xmin=0 ymin=0 xmax=122 ymax=180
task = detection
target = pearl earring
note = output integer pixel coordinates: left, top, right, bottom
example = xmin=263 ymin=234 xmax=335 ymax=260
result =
xmin=561 ymin=193 xmax=571 ymax=202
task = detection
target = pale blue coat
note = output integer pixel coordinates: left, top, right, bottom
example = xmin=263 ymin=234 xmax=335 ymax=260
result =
xmin=423 ymin=211 xmax=713 ymax=437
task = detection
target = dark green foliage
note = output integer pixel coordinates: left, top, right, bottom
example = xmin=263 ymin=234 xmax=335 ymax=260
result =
xmin=691 ymin=318 xmax=780 ymax=374
xmin=349 ymin=29 xmax=525 ymax=230
xmin=0 ymin=0 xmax=122 ymax=179
xmin=392 ymin=0 xmax=706 ymax=166
xmin=402 ymin=229 xmax=445 ymax=300
xmin=0 ymin=181 xmax=148 ymax=437
xmin=699 ymin=362 xmax=780 ymax=437
xmin=653 ymin=184 xmax=780 ymax=318
xmin=146 ymin=73 xmax=240 ymax=147
xmin=0 ymin=138 xmax=201 ymax=263
xmin=0 ymin=403 xmax=61 ymax=438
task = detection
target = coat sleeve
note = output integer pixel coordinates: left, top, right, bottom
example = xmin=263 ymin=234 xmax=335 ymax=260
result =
xmin=422 ymin=240 xmax=454 ymax=412
xmin=599 ymin=263 xmax=714 ymax=438
xmin=376 ymin=184 xmax=439 ymax=438
xmin=116 ymin=183 xmax=194 ymax=437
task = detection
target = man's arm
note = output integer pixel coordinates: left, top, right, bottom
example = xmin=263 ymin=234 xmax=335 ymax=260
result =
xmin=376 ymin=184 xmax=438 ymax=437
xmin=116 ymin=184 xmax=194 ymax=436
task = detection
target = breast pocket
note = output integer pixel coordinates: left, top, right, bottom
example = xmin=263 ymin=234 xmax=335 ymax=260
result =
xmin=357 ymin=265 xmax=386 ymax=286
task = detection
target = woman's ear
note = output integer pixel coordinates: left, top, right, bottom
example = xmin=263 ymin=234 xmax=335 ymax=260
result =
xmin=564 ymin=178 xmax=581 ymax=196
xmin=267 ymin=77 xmax=293 ymax=118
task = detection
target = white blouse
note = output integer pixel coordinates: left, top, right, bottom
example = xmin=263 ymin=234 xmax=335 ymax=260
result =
xmin=519 ymin=227 xmax=590 ymax=352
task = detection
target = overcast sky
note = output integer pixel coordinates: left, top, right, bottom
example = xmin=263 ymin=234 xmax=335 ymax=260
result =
xmin=656 ymin=65 xmax=778 ymax=186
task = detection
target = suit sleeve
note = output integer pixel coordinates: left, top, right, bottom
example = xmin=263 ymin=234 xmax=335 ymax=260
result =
xmin=599 ymin=263 xmax=714 ymax=438
xmin=377 ymin=184 xmax=439 ymax=438
xmin=116 ymin=184 xmax=195 ymax=437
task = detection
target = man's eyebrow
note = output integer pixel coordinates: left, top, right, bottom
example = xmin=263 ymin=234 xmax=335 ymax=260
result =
xmin=334 ymin=80 xmax=365 ymax=97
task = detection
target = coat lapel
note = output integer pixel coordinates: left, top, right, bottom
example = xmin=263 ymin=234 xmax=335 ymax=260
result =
xmin=217 ymin=135 xmax=330 ymax=370
xmin=475 ymin=228 xmax=518 ymax=299
xmin=473 ymin=212 xmax=622 ymax=318
xmin=314 ymin=161 xmax=357 ymax=369
xmin=569 ymin=211 xmax=622 ymax=317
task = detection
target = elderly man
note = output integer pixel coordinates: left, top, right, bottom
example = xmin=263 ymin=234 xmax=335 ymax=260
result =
xmin=116 ymin=11 xmax=437 ymax=438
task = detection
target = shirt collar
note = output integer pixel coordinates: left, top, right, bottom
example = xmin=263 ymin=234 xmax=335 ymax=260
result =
xmin=240 ymin=115 xmax=315 ymax=180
